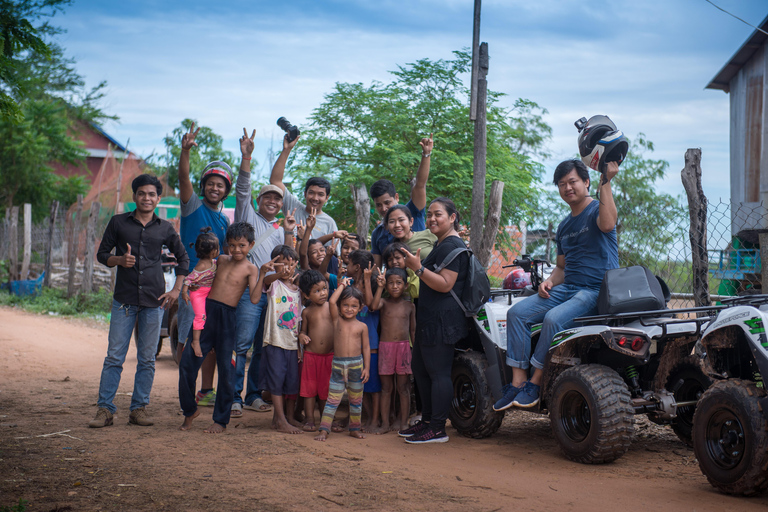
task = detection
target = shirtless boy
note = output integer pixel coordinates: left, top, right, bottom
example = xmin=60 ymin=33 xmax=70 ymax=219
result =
xmin=179 ymin=222 xmax=275 ymax=433
xmin=297 ymin=270 xmax=334 ymax=431
xmin=371 ymin=268 xmax=416 ymax=433
xmin=314 ymin=279 xmax=370 ymax=441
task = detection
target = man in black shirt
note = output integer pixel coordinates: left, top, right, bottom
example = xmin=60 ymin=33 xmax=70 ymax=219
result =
xmin=90 ymin=174 xmax=189 ymax=428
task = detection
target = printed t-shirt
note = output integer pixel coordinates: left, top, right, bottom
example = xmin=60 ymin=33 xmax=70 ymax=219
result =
xmin=263 ymin=280 xmax=302 ymax=350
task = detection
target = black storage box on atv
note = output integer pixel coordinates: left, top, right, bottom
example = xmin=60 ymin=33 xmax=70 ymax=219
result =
xmin=597 ymin=265 xmax=668 ymax=315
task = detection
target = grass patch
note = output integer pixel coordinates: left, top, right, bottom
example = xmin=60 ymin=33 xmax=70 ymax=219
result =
xmin=0 ymin=287 xmax=112 ymax=320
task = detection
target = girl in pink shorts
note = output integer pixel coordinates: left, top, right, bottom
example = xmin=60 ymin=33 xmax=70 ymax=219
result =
xmin=181 ymin=228 xmax=220 ymax=357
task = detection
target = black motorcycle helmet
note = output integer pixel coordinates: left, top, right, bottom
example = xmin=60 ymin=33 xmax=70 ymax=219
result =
xmin=575 ymin=115 xmax=628 ymax=173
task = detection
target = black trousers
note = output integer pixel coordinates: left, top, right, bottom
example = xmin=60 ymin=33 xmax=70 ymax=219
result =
xmin=179 ymin=298 xmax=236 ymax=426
xmin=411 ymin=340 xmax=454 ymax=431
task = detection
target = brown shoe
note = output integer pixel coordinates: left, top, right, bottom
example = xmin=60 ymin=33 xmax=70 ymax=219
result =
xmin=128 ymin=407 xmax=154 ymax=426
xmin=88 ymin=408 xmax=114 ymax=428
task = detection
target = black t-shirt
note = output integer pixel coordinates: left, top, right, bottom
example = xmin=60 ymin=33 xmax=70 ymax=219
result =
xmin=416 ymin=235 xmax=470 ymax=346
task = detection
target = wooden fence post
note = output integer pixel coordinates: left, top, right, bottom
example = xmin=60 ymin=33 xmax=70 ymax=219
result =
xmin=20 ymin=203 xmax=32 ymax=280
xmin=82 ymin=201 xmax=101 ymax=294
xmin=681 ymin=148 xmax=710 ymax=307
xmin=67 ymin=195 xmax=84 ymax=298
xmin=8 ymin=206 xmax=19 ymax=282
xmin=44 ymin=201 xmax=59 ymax=288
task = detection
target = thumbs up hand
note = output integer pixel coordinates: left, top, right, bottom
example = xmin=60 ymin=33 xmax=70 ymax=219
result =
xmin=122 ymin=243 xmax=136 ymax=268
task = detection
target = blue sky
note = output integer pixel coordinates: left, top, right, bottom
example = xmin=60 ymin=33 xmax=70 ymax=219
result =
xmin=55 ymin=0 xmax=768 ymax=202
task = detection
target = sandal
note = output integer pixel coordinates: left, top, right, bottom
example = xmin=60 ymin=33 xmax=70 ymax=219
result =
xmin=231 ymin=403 xmax=243 ymax=417
xmin=243 ymin=397 xmax=272 ymax=412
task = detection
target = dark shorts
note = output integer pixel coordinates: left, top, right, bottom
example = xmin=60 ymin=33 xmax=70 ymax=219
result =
xmin=259 ymin=344 xmax=299 ymax=396
xmin=364 ymin=352 xmax=381 ymax=393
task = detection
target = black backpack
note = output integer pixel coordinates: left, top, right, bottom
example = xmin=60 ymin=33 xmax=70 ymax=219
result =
xmin=433 ymin=246 xmax=491 ymax=317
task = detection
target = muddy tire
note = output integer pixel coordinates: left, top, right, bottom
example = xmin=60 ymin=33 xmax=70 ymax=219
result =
xmin=550 ymin=364 xmax=634 ymax=464
xmin=665 ymin=356 xmax=712 ymax=446
xmin=449 ymin=351 xmax=504 ymax=439
xmin=692 ymin=379 xmax=768 ymax=496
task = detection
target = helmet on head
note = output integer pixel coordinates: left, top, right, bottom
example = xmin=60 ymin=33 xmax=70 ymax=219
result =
xmin=574 ymin=115 xmax=628 ymax=173
xmin=200 ymin=161 xmax=233 ymax=198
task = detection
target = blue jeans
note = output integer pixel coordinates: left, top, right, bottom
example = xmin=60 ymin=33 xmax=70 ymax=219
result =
xmin=506 ymin=284 xmax=599 ymax=370
xmin=97 ymin=300 xmax=163 ymax=413
xmin=233 ymin=289 xmax=267 ymax=406
xmin=177 ymin=296 xmax=194 ymax=347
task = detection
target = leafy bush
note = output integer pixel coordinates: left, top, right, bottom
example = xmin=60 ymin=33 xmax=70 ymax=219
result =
xmin=0 ymin=287 xmax=112 ymax=318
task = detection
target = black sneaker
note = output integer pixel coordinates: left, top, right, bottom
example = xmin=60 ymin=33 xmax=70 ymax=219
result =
xmin=398 ymin=420 xmax=429 ymax=438
xmin=405 ymin=426 xmax=449 ymax=444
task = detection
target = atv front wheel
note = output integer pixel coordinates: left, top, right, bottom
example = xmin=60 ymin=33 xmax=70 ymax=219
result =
xmin=449 ymin=351 xmax=504 ymax=439
xmin=665 ymin=356 xmax=712 ymax=446
xmin=692 ymin=379 xmax=768 ymax=496
xmin=550 ymin=364 xmax=634 ymax=464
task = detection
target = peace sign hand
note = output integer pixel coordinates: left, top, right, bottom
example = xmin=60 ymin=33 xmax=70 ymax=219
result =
xmin=419 ymin=133 xmax=434 ymax=155
xmin=376 ymin=272 xmax=386 ymax=288
xmin=305 ymin=208 xmax=317 ymax=233
xmin=181 ymin=122 xmax=200 ymax=151
xmin=282 ymin=207 xmax=297 ymax=232
xmin=240 ymin=127 xmax=256 ymax=157
xmin=363 ymin=261 xmax=374 ymax=281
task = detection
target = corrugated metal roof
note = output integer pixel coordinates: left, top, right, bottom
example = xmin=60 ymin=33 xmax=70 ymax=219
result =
xmin=706 ymin=13 xmax=768 ymax=93
xmin=89 ymin=122 xmax=128 ymax=152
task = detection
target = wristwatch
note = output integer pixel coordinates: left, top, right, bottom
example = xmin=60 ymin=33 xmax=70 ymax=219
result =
xmin=415 ymin=266 xmax=425 ymax=277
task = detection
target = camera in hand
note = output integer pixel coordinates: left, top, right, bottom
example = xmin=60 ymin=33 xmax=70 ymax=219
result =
xmin=277 ymin=117 xmax=300 ymax=143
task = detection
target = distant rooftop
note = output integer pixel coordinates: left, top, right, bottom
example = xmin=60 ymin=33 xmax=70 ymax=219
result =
xmin=706 ymin=13 xmax=768 ymax=93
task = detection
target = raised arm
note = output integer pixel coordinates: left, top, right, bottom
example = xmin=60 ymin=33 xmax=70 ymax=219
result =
xmin=235 ymin=128 xmax=257 ymax=223
xmin=411 ymin=133 xmax=433 ymax=210
xmin=269 ymin=133 xmax=300 ymax=192
xmin=596 ymin=161 xmax=619 ymax=233
xmin=362 ymin=262 xmax=375 ymax=307
xmin=329 ymin=277 xmax=349 ymax=323
xmin=179 ymin=122 xmax=200 ymax=204
xmin=370 ymin=272 xmax=386 ymax=311
xmin=299 ymin=209 xmax=317 ymax=270
xmin=250 ymin=257 xmax=277 ymax=304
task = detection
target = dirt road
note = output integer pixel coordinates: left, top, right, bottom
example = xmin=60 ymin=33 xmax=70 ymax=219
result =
xmin=1 ymin=307 xmax=766 ymax=511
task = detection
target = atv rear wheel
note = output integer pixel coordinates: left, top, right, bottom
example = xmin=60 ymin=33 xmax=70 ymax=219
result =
xmin=665 ymin=356 xmax=712 ymax=446
xmin=449 ymin=351 xmax=504 ymax=439
xmin=692 ymin=379 xmax=768 ymax=496
xmin=550 ymin=364 xmax=634 ymax=464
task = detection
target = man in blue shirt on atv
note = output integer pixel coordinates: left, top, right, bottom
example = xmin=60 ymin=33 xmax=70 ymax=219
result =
xmin=494 ymin=159 xmax=619 ymax=410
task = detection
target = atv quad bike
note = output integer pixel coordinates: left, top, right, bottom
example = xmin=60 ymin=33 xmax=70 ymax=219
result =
xmin=692 ymin=294 xmax=768 ymax=496
xmin=450 ymin=256 xmax=715 ymax=464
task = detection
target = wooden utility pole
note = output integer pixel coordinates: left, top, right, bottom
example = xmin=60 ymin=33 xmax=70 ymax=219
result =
xmin=468 ymin=1 xmax=504 ymax=267
xmin=82 ymin=201 xmax=101 ymax=294
xmin=681 ymin=149 xmax=710 ymax=307
xmin=8 ymin=206 xmax=19 ymax=282
xmin=67 ymin=195 xmax=84 ymax=298
xmin=469 ymin=0 xmax=482 ymax=121
xmin=20 ymin=203 xmax=32 ymax=280
xmin=44 ymin=201 xmax=59 ymax=288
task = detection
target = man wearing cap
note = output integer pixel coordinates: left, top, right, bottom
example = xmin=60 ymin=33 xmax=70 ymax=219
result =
xmin=233 ymin=129 xmax=296 ymax=415
xmin=177 ymin=123 xmax=232 ymax=408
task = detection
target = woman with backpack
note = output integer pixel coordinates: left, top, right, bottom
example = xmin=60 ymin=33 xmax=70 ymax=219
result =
xmin=397 ymin=197 xmax=470 ymax=444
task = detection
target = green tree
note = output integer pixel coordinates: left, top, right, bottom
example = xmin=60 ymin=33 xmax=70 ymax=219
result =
xmin=0 ymin=0 xmax=113 ymax=221
xmin=287 ymin=50 xmax=550 ymax=233
xmin=151 ymin=118 xmax=240 ymax=195
xmin=0 ymin=0 xmax=67 ymax=122
xmin=611 ymin=134 xmax=686 ymax=266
